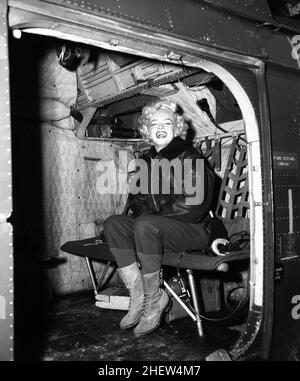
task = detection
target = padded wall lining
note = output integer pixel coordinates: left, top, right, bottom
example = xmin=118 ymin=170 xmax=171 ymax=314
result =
xmin=42 ymin=125 xmax=134 ymax=294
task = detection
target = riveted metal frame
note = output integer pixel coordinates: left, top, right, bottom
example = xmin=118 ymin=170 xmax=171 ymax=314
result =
xmin=8 ymin=0 xmax=260 ymax=69
xmin=0 ymin=0 xmax=14 ymax=362
xmin=254 ymin=61 xmax=274 ymax=361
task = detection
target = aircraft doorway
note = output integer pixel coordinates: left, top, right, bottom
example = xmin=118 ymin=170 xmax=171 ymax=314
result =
xmin=10 ymin=32 xmax=267 ymax=361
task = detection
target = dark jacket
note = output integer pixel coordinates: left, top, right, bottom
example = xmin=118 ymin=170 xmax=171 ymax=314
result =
xmin=128 ymin=137 xmax=215 ymax=223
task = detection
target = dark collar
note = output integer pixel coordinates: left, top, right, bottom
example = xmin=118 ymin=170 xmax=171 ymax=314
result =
xmin=149 ymin=136 xmax=189 ymax=160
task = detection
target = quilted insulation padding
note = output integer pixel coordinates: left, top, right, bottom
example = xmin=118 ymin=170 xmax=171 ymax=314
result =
xmin=41 ymin=125 xmax=135 ymax=294
xmin=39 ymin=47 xmax=77 ymax=106
xmin=39 ymin=46 xmax=77 ymax=130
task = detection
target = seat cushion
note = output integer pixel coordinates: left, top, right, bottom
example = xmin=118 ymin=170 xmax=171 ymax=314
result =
xmin=162 ymin=249 xmax=249 ymax=271
xmin=61 ymin=238 xmax=116 ymax=262
xmin=61 ymin=237 xmax=249 ymax=271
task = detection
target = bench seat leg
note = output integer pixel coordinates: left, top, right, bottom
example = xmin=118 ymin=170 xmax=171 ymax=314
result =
xmin=186 ymin=269 xmax=204 ymax=337
xmin=85 ymin=257 xmax=112 ymax=296
xmin=85 ymin=257 xmax=98 ymax=295
xmin=163 ymin=280 xmax=196 ymax=321
xmin=163 ymin=269 xmax=204 ymax=338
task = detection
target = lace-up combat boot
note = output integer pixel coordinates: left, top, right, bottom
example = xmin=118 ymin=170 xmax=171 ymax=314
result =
xmin=133 ymin=269 xmax=171 ymax=337
xmin=117 ymin=262 xmax=144 ymax=329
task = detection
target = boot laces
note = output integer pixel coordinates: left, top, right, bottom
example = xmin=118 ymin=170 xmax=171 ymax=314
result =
xmin=141 ymin=294 xmax=150 ymax=317
xmin=128 ymin=289 xmax=133 ymax=310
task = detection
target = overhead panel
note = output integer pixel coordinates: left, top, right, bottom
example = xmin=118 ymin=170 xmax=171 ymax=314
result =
xmin=163 ymin=0 xmax=268 ymax=57
xmin=41 ymin=0 xmax=172 ymax=30
xmin=197 ymin=0 xmax=273 ymax=21
xmin=9 ymin=0 xmax=299 ymax=69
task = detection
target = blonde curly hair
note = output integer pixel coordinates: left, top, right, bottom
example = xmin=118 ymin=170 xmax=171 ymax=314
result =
xmin=138 ymin=99 xmax=188 ymax=142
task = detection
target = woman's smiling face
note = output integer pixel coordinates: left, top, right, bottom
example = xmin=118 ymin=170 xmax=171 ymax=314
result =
xmin=149 ymin=110 xmax=176 ymax=151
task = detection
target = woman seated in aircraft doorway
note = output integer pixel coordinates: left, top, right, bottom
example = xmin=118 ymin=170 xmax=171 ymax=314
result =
xmin=104 ymin=99 xmax=215 ymax=337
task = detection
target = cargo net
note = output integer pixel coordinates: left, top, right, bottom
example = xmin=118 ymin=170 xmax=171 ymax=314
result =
xmin=216 ymin=136 xmax=249 ymax=220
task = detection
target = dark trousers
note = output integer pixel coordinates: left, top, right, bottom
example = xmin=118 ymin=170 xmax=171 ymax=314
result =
xmin=103 ymin=214 xmax=210 ymax=274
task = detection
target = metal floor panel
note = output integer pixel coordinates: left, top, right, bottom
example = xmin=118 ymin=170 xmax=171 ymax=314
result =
xmin=41 ymin=291 xmax=240 ymax=361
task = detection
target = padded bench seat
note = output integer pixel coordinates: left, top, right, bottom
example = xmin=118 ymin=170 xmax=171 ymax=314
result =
xmin=60 ymin=236 xmax=249 ymax=272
